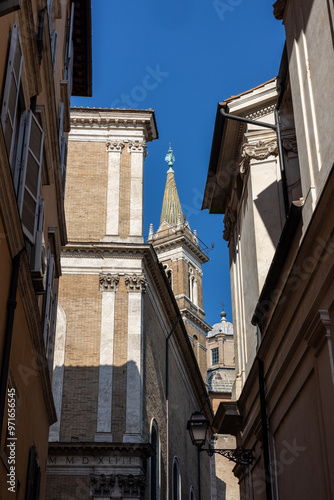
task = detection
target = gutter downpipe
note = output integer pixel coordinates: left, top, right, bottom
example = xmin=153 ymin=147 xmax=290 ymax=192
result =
xmin=166 ymin=316 xmax=181 ymax=500
xmin=0 ymin=249 xmax=24 ymax=437
xmin=220 ymin=76 xmax=289 ymax=218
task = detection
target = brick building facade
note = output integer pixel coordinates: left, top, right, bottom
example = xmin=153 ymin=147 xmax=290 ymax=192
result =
xmin=45 ymin=108 xmax=212 ymax=500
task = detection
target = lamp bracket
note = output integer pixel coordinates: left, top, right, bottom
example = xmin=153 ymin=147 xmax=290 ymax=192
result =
xmin=200 ymin=446 xmax=255 ymax=467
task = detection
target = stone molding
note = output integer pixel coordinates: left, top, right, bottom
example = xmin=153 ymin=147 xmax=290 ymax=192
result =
xmin=273 ymin=0 xmax=287 ymax=20
xmin=90 ymin=473 xmax=146 ymax=497
xmin=240 ymin=139 xmax=278 ymax=173
xmin=128 ymin=139 xmax=147 ymax=156
xmin=106 ymin=140 xmax=125 ymax=152
xmin=125 ymin=274 xmax=147 ymax=293
xmin=245 ymin=104 xmax=275 ymax=121
xmin=99 ymin=273 xmax=120 ymax=291
xmin=282 ymin=137 xmax=298 ymax=154
xmin=223 ymin=208 xmax=237 ymax=241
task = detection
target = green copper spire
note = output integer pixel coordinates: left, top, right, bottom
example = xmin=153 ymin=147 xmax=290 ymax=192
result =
xmin=160 ymin=145 xmax=184 ymax=227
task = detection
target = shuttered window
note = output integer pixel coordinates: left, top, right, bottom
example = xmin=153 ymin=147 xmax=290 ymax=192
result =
xmin=47 ymin=0 xmax=53 ymax=32
xmin=43 ymin=254 xmax=57 ymax=373
xmin=50 ymin=29 xmax=57 ymax=74
xmin=60 ymin=136 xmax=67 ymax=197
xmin=64 ymin=2 xmax=74 ymax=98
xmin=25 ymin=446 xmax=41 ymax=500
xmin=16 ymin=110 xmax=44 ymax=243
xmin=1 ymin=24 xmax=23 ymax=169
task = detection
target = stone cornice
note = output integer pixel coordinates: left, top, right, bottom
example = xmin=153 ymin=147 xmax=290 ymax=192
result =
xmin=182 ymin=309 xmax=211 ymax=334
xmin=152 ymin=233 xmax=209 ymax=265
xmin=48 ymin=442 xmax=153 ymax=459
xmin=70 ymin=108 xmax=158 ymax=142
xmin=62 ymin=243 xmax=148 ymax=258
xmin=245 ymin=104 xmax=276 ymax=121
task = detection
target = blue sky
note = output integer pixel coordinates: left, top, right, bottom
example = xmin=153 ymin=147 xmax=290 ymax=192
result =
xmin=72 ymin=0 xmax=285 ymax=327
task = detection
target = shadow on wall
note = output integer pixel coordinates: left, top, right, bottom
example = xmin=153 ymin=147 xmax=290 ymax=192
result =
xmin=216 ymin=476 xmax=227 ymax=500
xmin=253 ymin=179 xmax=283 ymax=249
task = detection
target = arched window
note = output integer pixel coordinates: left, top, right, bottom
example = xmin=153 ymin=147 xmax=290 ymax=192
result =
xmin=190 ymin=485 xmax=196 ymax=500
xmin=163 ymin=264 xmax=173 ymax=288
xmin=150 ymin=420 xmax=160 ymax=500
xmin=189 ymin=268 xmax=194 ymax=302
xmin=172 ymin=457 xmax=181 ymax=500
xmin=188 ymin=267 xmax=198 ymax=305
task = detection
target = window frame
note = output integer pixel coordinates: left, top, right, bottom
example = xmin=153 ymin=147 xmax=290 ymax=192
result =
xmin=211 ymin=347 xmax=219 ymax=365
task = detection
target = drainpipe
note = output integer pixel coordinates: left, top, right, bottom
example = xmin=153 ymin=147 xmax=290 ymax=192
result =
xmin=0 ymin=249 xmax=24 ymax=436
xmin=257 ymin=356 xmax=273 ymax=500
xmin=166 ymin=316 xmax=181 ymax=500
xmin=220 ymin=67 xmax=289 ymax=218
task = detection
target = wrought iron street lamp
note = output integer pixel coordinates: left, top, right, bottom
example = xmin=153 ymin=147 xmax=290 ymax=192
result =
xmin=187 ymin=411 xmax=255 ymax=467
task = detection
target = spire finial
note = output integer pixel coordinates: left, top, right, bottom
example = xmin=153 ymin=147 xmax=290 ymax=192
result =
xmin=220 ymin=301 xmax=227 ymax=322
xmin=165 ymin=143 xmax=175 ymax=170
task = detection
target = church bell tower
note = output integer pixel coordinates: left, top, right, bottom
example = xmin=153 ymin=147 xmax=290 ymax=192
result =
xmin=148 ymin=145 xmax=211 ymax=380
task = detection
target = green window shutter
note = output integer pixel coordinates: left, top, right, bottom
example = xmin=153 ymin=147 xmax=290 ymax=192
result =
xmin=0 ymin=24 xmax=22 ymax=169
xmin=16 ymin=110 xmax=44 ymax=243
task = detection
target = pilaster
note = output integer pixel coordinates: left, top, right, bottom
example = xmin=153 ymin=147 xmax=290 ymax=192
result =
xmin=123 ymin=274 xmax=147 ymax=443
xmin=95 ymin=274 xmax=120 ymax=442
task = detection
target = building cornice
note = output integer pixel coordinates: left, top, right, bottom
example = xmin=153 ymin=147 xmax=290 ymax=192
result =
xmin=70 ymin=107 xmax=158 ymax=142
xmin=48 ymin=442 xmax=153 ymax=459
xmin=152 ymin=233 xmax=209 ymax=264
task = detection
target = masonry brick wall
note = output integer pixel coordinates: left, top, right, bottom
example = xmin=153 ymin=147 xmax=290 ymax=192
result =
xmin=59 ymin=274 xmax=101 ymax=441
xmin=45 ymin=474 xmax=90 ymax=500
xmin=65 ymin=141 xmax=107 ymax=241
xmin=143 ymin=293 xmax=168 ymax=498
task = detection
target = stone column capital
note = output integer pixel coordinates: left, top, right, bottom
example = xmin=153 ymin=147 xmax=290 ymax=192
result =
xmin=125 ymin=274 xmax=147 ymax=293
xmin=99 ymin=273 xmax=120 ymax=291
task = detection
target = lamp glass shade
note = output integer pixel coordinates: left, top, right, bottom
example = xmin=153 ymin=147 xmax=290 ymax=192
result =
xmin=187 ymin=411 xmax=209 ymax=446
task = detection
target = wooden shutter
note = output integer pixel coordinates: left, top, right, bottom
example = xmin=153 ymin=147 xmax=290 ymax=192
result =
xmin=64 ymin=2 xmax=74 ymax=97
xmin=60 ymin=136 xmax=67 ymax=196
xmin=50 ymin=29 xmax=57 ymax=74
xmin=47 ymin=0 xmax=53 ymax=32
xmin=25 ymin=445 xmax=41 ymax=500
xmin=0 ymin=24 xmax=22 ymax=168
xmin=58 ymin=101 xmax=64 ymax=152
xmin=47 ymin=292 xmax=57 ymax=373
xmin=43 ymin=253 xmax=55 ymax=348
xmin=17 ymin=110 xmax=44 ymax=243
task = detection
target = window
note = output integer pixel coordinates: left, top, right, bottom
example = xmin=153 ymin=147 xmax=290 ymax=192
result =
xmin=25 ymin=446 xmax=41 ymax=500
xmin=43 ymin=253 xmax=57 ymax=373
xmin=15 ymin=110 xmax=44 ymax=243
xmin=163 ymin=264 xmax=172 ymax=288
xmin=64 ymin=2 xmax=75 ymax=98
xmin=190 ymin=486 xmax=196 ymax=500
xmin=150 ymin=420 xmax=160 ymax=500
xmin=211 ymin=347 xmax=219 ymax=365
xmin=60 ymin=136 xmax=68 ymax=197
xmin=1 ymin=24 xmax=23 ymax=169
xmin=172 ymin=458 xmax=181 ymax=500
xmin=189 ymin=268 xmax=194 ymax=302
